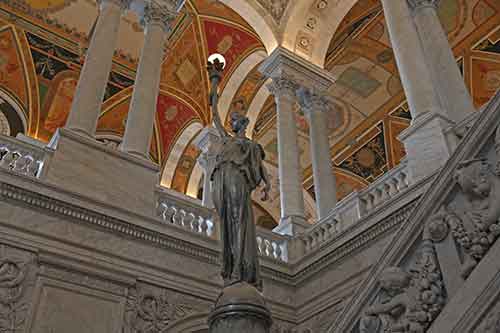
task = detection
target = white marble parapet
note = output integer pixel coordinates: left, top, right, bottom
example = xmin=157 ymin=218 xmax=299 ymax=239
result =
xmin=0 ymin=134 xmax=51 ymax=178
xmin=156 ymin=186 xmax=217 ymax=239
xmin=256 ymin=226 xmax=289 ymax=263
xmin=359 ymin=160 xmax=411 ymax=215
xmin=298 ymin=160 xmax=413 ymax=255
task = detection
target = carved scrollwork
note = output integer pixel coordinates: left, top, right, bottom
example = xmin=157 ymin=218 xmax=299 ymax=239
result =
xmin=123 ymin=287 xmax=194 ymax=333
xmin=0 ymin=253 xmax=35 ymax=333
xmin=360 ymin=241 xmax=445 ymax=333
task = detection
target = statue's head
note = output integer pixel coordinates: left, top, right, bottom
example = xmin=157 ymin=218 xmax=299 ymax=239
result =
xmin=379 ymin=267 xmax=410 ymax=296
xmin=455 ymin=159 xmax=492 ymax=199
xmin=230 ymin=112 xmax=249 ymax=136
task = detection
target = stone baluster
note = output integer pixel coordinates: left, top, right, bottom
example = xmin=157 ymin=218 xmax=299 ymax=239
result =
xmin=121 ymin=2 xmax=181 ymax=158
xmin=381 ymin=0 xmax=454 ymax=182
xmin=65 ymin=0 xmax=130 ymax=137
xmin=408 ymin=0 xmax=475 ymax=123
xmin=297 ymin=88 xmax=337 ymax=220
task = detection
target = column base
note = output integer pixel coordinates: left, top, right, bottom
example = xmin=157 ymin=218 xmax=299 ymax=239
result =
xmin=208 ymin=282 xmax=272 ymax=333
xmin=273 ymin=215 xmax=309 ymax=236
xmin=43 ymin=128 xmax=159 ymax=216
xmin=399 ymin=111 xmax=455 ymax=182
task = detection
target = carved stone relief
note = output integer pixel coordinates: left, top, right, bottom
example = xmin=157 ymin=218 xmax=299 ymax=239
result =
xmin=123 ymin=284 xmax=204 ymax=333
xmin=359 ymin=241 xmax=445 ymax=333
xmin=0 ymin=244 xmax=36 ymax=333
xmin=256 ymin=0 xmax=289 ymax=23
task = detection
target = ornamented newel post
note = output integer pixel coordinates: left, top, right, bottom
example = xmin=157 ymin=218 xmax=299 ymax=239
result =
xmin=206 ymin=57 xmax=272 ymax=333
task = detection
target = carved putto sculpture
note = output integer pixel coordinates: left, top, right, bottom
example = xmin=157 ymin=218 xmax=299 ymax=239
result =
xmin=360 ymin=242 xmax=445 ymax=333
xmin=207 ymin=57 xmax=271 ymax=289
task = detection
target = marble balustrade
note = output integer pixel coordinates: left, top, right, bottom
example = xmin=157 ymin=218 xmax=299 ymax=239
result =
xmin=0 ymin=134 xmax=50 ymax=178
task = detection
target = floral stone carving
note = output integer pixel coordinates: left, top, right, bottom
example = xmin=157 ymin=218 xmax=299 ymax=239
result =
xmin=0 ymin=257 xmax=34 ymax=332
xmin=449 ymin=158 xmax=500 ymax=277
xmin=123 ymin=288 xmax=194 ymax=332
xmin=360 ymin=241 xmax=446 ymax=333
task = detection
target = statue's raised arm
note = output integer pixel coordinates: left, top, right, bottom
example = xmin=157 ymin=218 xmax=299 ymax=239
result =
xmin=207 ymin=59 xmax=228 ymax=138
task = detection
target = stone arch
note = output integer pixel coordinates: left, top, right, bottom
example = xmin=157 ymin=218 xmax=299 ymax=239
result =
xmin=218 ymin=50 xmax=267 ymax=127
xmin=218 ymin=0 xmax=278 ymax=53
xmin=247 ymin=78 xmax=272 ymax=138
xmin=160 ymin=121 xmax=203 ymax=188
xmin=186 ymin=159 xmax=203 ymax=199
xmin=0 ymin=87 xmax=27 ymax=136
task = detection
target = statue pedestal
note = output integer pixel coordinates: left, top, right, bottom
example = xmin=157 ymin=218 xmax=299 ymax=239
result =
xmin=208 ymin=282 xmax=272 ymax=333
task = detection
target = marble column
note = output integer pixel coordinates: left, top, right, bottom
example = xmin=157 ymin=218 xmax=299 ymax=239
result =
xmin=297 ymin=88 xmax=336 ymax=220
xmin=409 ymin=0 xmax=475 ymax=123
xmin=381 ymin=0 xmax=443 ymax=120
xmin=267 ymin=77 xmax=307 ymax=234
xmin=121 ymin=4 xmax=176 ymax=158
xmin=194 ymin=126 xmax=221 ymax=209
xmin=381 ymin=0 xmax=454 ymax=181
xmin=65 ymin=0 xmax=129 ymax=137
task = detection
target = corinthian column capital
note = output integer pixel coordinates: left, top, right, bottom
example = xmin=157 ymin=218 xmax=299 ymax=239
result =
xmin=296 ymin=87 xmax=329 ymax=115
xmin=98 ymin=0 xmax=131 ymax=11
xmin=140 ymin=3 xmax=177 ymax=32
xmin=267 ymin=75 xmax=298 ymax=99
xmin=407 ymin=0 xmax=440 ymax=11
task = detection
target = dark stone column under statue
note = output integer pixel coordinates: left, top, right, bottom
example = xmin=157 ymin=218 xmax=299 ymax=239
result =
xmin=206 ymin=56 xmax=272 ymax=333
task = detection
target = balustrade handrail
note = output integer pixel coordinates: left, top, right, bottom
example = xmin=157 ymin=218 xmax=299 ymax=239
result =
xmin=299 ymin=160 xmax=413 ymax=254
xmin=0 ymin=134 xmax=49 ymax=178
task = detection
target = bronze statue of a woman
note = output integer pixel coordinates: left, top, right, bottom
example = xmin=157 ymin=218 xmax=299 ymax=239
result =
xmin=207 ymin=58 xmax=271 ymax=289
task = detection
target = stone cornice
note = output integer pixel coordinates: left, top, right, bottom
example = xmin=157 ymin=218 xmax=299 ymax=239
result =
xmin=0 ymin=169 xmax=421 ymax=286
xmin=0 ymin=181 xmax=220 ymax=265
xmin=259 ymin=47 xmax=335 ymax=92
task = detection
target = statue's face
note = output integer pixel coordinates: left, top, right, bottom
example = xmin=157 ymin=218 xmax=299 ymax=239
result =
xmin=231 ymin=117 xmax=249 ymax=135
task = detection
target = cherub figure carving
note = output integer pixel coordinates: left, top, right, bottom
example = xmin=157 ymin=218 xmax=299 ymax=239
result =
xmin=455 ymin=159 xmax=500 ymax=241
xmin=360 ymin=243 xmax=445 ymax=333
xmin=360 ymin=267 xmax=414 ymax=333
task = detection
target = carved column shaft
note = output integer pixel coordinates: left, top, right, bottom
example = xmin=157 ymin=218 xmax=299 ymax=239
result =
xmin=298 ymin=88 xmax=336 ymax=219
xmin=408 ymin=0 xmax=475 ymax=123
xmin=268 ymin=77 xmax=307 ymax=233
xmin=65 ymin=0 xmax=129 ymax=137
xmin=121 ymin=4 xmax=176 ymax=158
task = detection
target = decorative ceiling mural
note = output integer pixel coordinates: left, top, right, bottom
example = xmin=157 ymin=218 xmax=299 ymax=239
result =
xmin=0 ymin=0 xmax=265 ymax=163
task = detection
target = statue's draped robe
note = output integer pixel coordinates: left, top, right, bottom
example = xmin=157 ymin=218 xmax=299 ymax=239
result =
xmin=211 ymin=135 xmax=265 ymax=288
